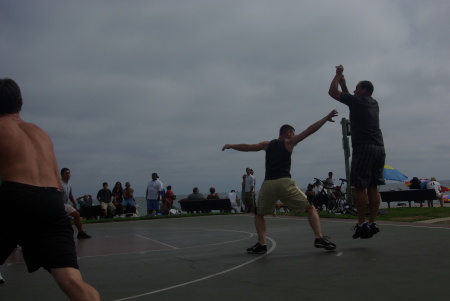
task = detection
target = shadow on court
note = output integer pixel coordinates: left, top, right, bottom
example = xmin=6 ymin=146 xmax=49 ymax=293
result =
xmin=2 ymin=215 xmax=449 ymax=301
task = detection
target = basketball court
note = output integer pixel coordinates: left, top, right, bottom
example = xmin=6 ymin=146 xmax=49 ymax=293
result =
xmin=1 ymin=215 xmax=449 ymax=301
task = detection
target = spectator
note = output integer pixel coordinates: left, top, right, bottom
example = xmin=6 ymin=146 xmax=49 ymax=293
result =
xmin=244 ymin=167 xmax=255 ymax=213
xmin=97 ymin=182 xmax=116 ymax=217
xmin=188 ymin=187 xmax=206 ymax=213
xmin=207 ymin=187 xmax=220 ymax=199
xmin=112 ymin=181 xmax=124 ymax=216
xmin=188 ymin=187 xmax=205 ymax=200
xmin=426 ymin=177 xmax=443 ymax=207
xmin=165 ymin=185 xmax=175 ymax=207
xmin=409 ymin=177 xmax=422 ymax=190
xmin=146 ymin=173 xmax=163 ymax=216
xmin=122 ymin=182 xmax=137 ymax=214
xmin=76 ymin=195 xmax=96 ymax=219
xmin=226 ymin=190 xmax=241 ymax=213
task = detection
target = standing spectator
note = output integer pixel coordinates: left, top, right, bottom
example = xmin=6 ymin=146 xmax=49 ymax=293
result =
xmin=244 ymin=167 xmax=255 ymax=213
xmin=60 ymin=168 xmax=92 ymax=238
xmin=0 ymin=78 xmax=100 ymax=300
xmin=122 ymin=182 xmax=137 ymax=214
xmin=146 ymin=173 xmax=163 ymax=216
xmin=112 ymin=181 xmax=124 ymax=216
xmin=241 ymin=174 xmax=247 ymax=212
xmin=226 ymin=190 xmax=242 ymax=213
xmin=426 ymin=177 xmax=443 ymax=207
xmin=329 ymin=64 xmax=385 ymax=239
xmin=325 ymin=171 xmax=335 ymax=194
xmin=97 ymin=182 xmax=116 ymax=217
xmin=222 ymin=109 xmax=338 ymax=253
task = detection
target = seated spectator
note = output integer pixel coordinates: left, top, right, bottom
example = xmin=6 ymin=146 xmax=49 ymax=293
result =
xmin=76 ymin=195 xmax=98 ymax=220
xmin=409 ymin=177 xmax=422 ymax=190
xmin=226 ymin=189 xmax=241 ymax=213
xmin=188 ymin=187 xmax=205 ymax=200
xmin=122 ymin=181 xmax=137 ymax=215
xmin=112 ymin=181 xmax=125 ymax=216
xmin=426 ymin=177 xmax=444 ymax=207
xmin=97 ymin=182 xmax=116 ymax=218
xmin=188 ymin=187 xmax=206 ymax=213
xmin=207 ymin=187 xmax=220 ymax=199
xmin=306 ymin=183 xmax=315 ymax=203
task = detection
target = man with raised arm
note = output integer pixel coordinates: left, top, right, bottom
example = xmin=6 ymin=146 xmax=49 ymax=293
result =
xmin=328 ymin=65 xmax=385 ymax=239
xmin=222 ymin=110 xmax=338 ymax=253
xmin=0 ymin=78 xmax=100 ymax=300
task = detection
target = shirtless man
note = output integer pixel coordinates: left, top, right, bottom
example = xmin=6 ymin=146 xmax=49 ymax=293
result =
xmin=0 ymin=78 xmax=100 ymax=300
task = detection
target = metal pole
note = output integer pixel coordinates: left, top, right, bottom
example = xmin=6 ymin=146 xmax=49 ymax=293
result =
xmin=341 ymin=118 xmax=353 ymax=205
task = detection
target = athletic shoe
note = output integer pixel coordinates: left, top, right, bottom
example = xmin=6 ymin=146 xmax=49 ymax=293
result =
xmin=77 ymin=231 xmax=92 ymax=239
xmin=352 ymin=223 xmax=372 ymax=239
xmin=369 ymin=223 xmax=380 ymax=235
xmin=246 ymin=243 xmax=267 ymax=254
xmin=314 ymin=236 xmax=336 ymax=250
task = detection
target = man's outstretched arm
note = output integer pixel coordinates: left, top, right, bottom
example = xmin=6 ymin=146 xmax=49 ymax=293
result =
xmin=286 ymin=109 xmax=338 ymax=150
xmin=328 ymin=64 xmax=344 ymax=100
xmin=222 ymin=141 xmax=269 ymax=152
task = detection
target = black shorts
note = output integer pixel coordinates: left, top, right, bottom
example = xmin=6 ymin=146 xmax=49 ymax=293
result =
xmin=0 ymin=182 xmax=78 ymax=273
xmin=351 ymin=144 xmax=386 ymax=188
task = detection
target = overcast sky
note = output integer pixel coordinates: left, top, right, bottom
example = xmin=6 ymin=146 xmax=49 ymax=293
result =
xmin=2 ymin=0 xmax=449 ymax=196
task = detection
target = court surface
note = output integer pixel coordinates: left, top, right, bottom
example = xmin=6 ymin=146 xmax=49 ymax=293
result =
xmin=1 ymin=215 xmax=449 ymax=301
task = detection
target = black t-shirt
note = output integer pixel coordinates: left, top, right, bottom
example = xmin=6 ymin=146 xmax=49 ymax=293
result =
xmin=265 ymin=139 xmax=291 ymax=180
xmin=339 ymin=93 xmax=384 ymax=147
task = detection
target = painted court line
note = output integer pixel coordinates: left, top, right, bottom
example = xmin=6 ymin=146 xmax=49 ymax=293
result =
xmin=134 ymin=234 xmax=179 ymax=249
xmin=112 ymin=236 xmax=277 ymax=301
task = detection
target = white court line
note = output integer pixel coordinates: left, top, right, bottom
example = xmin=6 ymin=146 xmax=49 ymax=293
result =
xmin=112 ymin=236 xmax=277 ymax=301
xmin=336 ymin=252 xmax=343 ymax=257
xmin=133 ymin=234 xmax=179 ymax=249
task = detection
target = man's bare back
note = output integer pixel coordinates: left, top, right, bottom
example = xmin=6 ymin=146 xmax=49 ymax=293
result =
xmin=0 ymin=114 xmax=61 ymax=188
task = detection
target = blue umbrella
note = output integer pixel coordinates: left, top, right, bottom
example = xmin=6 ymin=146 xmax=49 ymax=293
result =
xmin=383 ymin=165 xmax=408 ymax=182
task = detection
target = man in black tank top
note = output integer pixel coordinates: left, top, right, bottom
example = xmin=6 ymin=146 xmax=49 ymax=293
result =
xmin=222 ymin=109 xmax=338 ymax=253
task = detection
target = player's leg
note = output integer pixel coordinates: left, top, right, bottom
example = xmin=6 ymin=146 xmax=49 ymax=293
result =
xmin=51 ymin=267 xmax=100 ymax=301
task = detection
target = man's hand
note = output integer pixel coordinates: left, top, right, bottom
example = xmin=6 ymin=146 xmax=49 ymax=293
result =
xmin=335 ymin=64 xmax=344 ymax=75
xmin=326 ymin=109 xmax=338 ymax=122
xmin=222 ymin=144 xmax=231 ymax=151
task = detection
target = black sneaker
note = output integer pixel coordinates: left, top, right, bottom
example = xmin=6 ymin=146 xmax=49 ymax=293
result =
xmin=77 ymin=231 xmax=92 ymax=239
xmin=352 ymin=223 xmax=372 ymax=239
xmin=369 ymin=223 xmax=380 ymax=235
xmin=314 ymin=236 xmax=336 ymax=250
xmin=246 ymin=243 xmax=267 ymax=254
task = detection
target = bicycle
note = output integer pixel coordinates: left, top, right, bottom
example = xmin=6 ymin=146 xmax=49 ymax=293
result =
xmin=311 ymin=178 xmax=356 ymax=215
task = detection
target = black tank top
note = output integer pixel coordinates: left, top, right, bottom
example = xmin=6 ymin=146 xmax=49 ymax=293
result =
xmin=265 ymin=139 xmax=292 ymax=180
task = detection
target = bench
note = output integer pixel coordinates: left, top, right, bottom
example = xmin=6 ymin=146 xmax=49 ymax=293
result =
xmin=380 ymin=189 xmax=437 ymax=208
xmin=178 ymin=199 xmax=232 ymax=213
xmin=79 ymin=205 xmax=102 ymax=219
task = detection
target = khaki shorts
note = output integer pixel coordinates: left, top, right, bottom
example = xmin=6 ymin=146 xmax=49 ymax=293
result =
xmin=100 ymin=202 xmax=116 ymax=212
xmin=257 ymin=178 xmax=311 ymax=215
